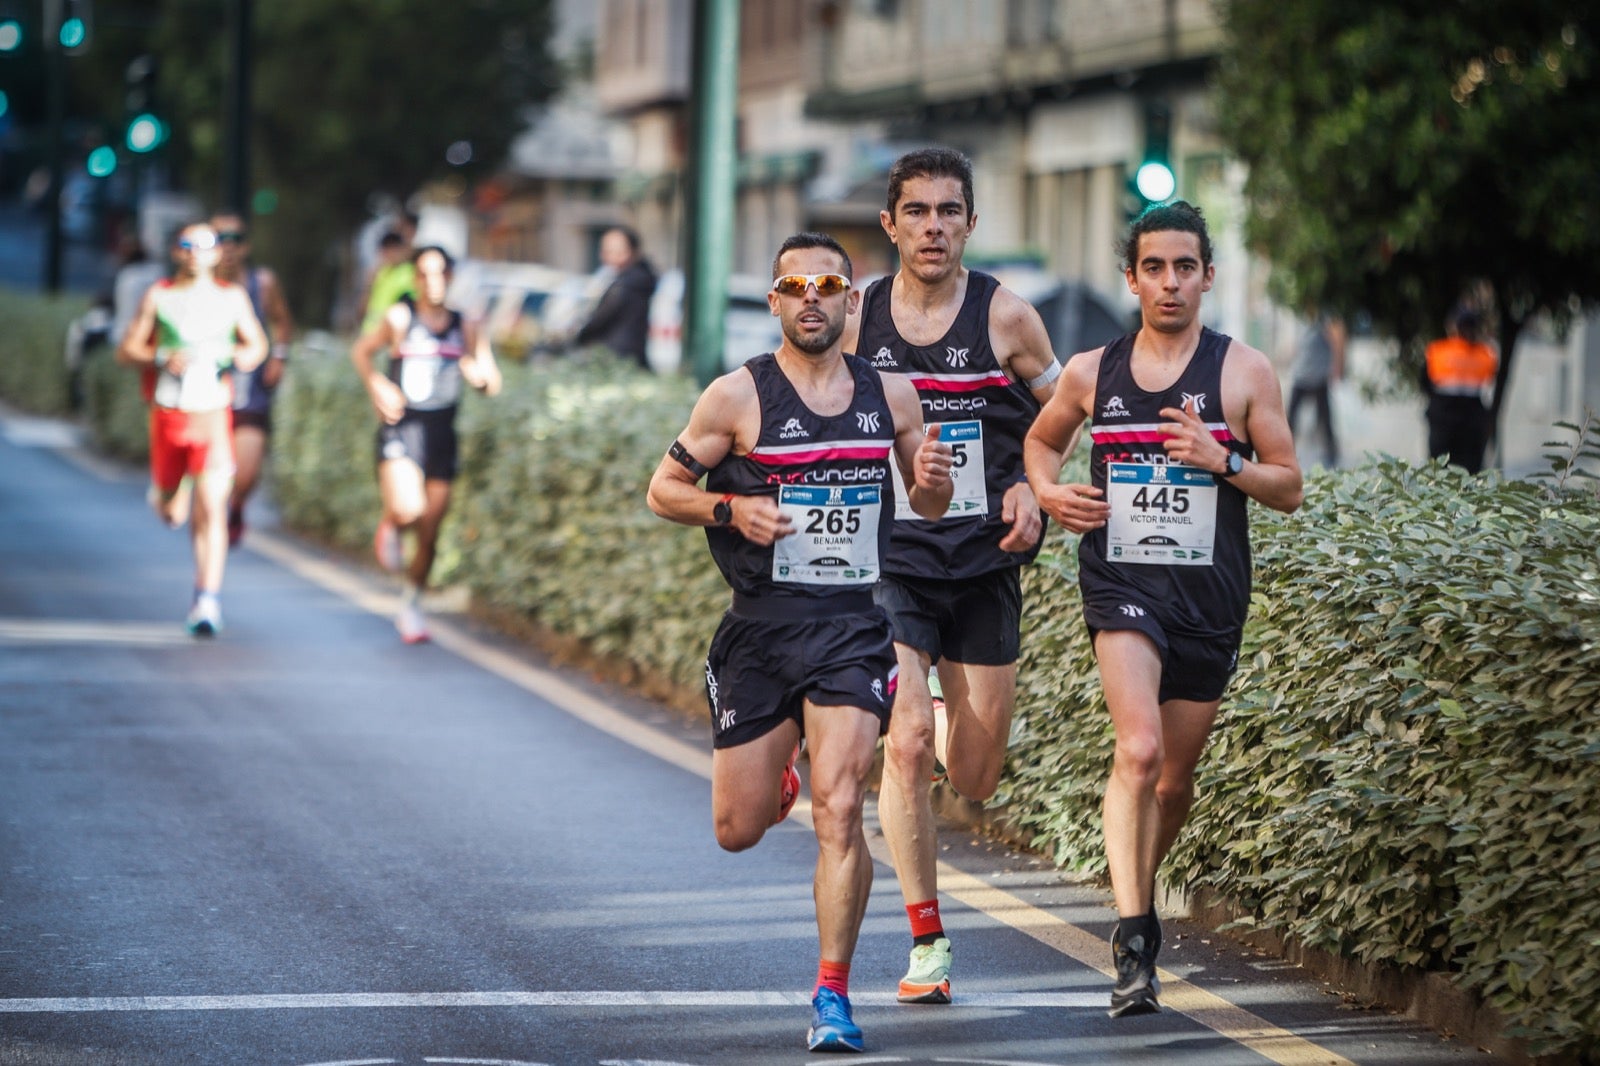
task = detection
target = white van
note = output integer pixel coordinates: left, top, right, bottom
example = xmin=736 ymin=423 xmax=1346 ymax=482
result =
xmin=646 ymin=268 xmax=783 ymax=375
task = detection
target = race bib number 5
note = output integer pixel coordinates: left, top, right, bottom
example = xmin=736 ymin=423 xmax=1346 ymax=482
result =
xmin=773 ymin=484 xmax=881 ymax=585
xmin=1105 ymin=462 xmax=1218 ymax=566
xmin=893 ymin=420 xmax=986 ymax=520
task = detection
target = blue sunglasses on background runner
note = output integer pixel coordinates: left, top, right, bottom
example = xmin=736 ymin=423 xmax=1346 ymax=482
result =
xmin=771 ymin=273 xmax=851 ymax=297
xmin=176 ymin=234 xmax=218 ymax=251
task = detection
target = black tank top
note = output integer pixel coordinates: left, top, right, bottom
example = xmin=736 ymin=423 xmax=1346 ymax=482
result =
xmin=386 ymin=297 xmax=466 ymax=412
xmin=704 ymin=353 xmax=897 ymax=605
xmin=855 ymin=271 xmax=1043 ymax=580
xmin=1079 ymin=327 xmax=1253 ymax=636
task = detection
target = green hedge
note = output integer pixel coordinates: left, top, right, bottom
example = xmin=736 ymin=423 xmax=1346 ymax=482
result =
xmin=37 ymin=324 xmax=1600 ymax=1059
xmin=0 ymin=287 xmax=80 ymax=416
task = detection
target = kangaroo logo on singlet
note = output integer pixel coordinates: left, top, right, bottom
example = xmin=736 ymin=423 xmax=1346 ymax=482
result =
xmin=1101 ymin=395 xmax=1130 ymax=418
xmin=1120 ymin=604 xmax=1147 ymax=618
xmin=1181 ymin=392 xmax=1208 ymax=414
xmin=946 ymin=346 xmax=970 ymax=368
xmin=779 ymin=417 xmax=810 ymax=440
xmin=856 ymin=410 xmax=880 ymax=434
xmin=872 ymin=346 xmax=897 ymax=368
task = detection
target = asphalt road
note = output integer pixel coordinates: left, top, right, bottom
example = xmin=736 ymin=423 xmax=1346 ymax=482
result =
xmin=0 ymin=407 xmax=1509 ymax=1066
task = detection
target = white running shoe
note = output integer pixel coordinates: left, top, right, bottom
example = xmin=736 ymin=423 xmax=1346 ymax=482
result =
xmin=185 ymin=597 xmax=223 ymax=638
xmin=396 ymin=603 xmax=430 ymax=644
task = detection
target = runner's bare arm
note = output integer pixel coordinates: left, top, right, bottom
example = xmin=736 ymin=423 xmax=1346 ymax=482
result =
xmin=461 ymin=318 xmax=502 ymax=396
xmin=647 ymin=370 xmax=792 ymax=545
xmin=259 ymin=268 xmax=294 ymax=389
xmin=231 ymin=289 xmax=269 ymax=373
xmin=985 ymin=288 xmax=1059 ymax=551
xmin=115 ymin=289 xmax=160 ymax=367
xmin=883 ymin=373 xmax=954 ymax=520
xmin=1025 ymin=348 xmax=1108 ymax=534
xmin=350 ymin=308 xmax=406 ymax=425
xmin=991 ymin=287 xmax=1061 ymax=404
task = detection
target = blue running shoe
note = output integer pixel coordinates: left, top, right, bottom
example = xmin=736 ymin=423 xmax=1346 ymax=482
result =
xmin=807 ymin=987 xmax=864 ymax=1053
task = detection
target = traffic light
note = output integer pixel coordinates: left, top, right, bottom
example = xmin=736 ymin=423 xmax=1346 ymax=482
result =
xmin=0 ymin=0 xmax=25 ymax=55
xmin=1128 ymin=99 xmax=1176 ymax=214
xmin=124 ymin=54 xmax=163 ymax=153
xmin=86 ymin=144 xmax=116 ymax=177
xmin=126 ymin=112 xmax=164 ymax=153
xmin=44 ymin=0 xmax=92 ymax=54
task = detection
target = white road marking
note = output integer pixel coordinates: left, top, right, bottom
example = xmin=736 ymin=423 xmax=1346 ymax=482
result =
xmin=0 ymin=617 xmax=191 ymax=646
xmin=2 ymin=418 xmax=85 ymax=449
xmin=0 ymin=990 xmax=1103 ymax=1013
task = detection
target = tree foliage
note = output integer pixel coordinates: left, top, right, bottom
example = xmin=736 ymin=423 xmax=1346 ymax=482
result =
xmin=1213 ymin=2 xmax=1600 ymax=427
xmin=147 ymin=0 xmax=560 ymax=322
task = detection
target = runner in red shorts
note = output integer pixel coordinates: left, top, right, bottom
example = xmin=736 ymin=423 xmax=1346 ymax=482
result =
xmin=118 ymin=221 xmax=268 ymax=636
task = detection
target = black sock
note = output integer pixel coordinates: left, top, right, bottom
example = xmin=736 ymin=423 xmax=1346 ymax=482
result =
xmin=913 ymin=931 xmax=944 ymax=947
xmin=1117 ymin=912 xmax=1159 ymax=949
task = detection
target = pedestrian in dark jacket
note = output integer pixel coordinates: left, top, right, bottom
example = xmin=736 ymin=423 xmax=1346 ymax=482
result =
xmin=575 ymin=226 xmax=658 ymax=369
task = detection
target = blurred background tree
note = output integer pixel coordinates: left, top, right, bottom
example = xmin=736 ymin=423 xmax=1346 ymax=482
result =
xmin=173 ymin=0 xmax=559 ymax=324
xmin=1214 ymin=1 xmax=1600 ymax=441
xmin=61 ymin=0 xmax=559 ymax=325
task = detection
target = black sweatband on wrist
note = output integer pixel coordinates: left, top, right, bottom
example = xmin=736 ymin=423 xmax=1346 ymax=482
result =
xmin=669 ymin=439 xmax=709 ymax=479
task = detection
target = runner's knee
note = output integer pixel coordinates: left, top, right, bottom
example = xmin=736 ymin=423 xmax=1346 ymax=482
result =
xmin=883 ymin=716 xmax=936 ymax=777
xmin=947 ymin=754 xmax=1004 ymax=803
xmin=713 ymin=810 xmax=767 ymax=853
xmin=1113 ymin=733 xmax=1163 ymax=787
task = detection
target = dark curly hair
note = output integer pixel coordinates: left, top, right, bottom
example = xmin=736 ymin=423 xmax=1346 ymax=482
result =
xmin=1119 ymin=200 xmax=1213 ymax=273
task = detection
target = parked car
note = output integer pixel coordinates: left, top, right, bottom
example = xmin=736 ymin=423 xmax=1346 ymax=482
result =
xmin=451 ymin=260 xmax=578 ymax=360
xmin=646 ymin=268 xmax=783 ymax=375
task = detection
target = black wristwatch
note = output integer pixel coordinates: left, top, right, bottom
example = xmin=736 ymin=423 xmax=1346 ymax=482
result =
xmin=1220 ymin=452 xmax=1245 ymax=478
xmin=712 ymin=494 xmax=734 ymax=525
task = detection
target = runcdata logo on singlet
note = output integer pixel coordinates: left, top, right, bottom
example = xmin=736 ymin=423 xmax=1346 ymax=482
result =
xmin=946 ymin=347 xmax=970 ymax=367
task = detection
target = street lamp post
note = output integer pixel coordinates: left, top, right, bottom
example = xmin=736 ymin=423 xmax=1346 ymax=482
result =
xmin=223 ymin=0 xmax=252 ymax=218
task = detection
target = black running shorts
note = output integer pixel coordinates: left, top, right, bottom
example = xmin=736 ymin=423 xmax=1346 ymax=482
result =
xmin=375 ymin=407 xmax=459 ymax=482
xmin=231 ymin=409 xmax=272 ymax=434
xmin=704 ymin=602 xmax=897 ymax=749
xmin=1081 ymin=589 xmax=1241 ymax=704
xmin=873 ymin=567 xmax=1023 ymax=666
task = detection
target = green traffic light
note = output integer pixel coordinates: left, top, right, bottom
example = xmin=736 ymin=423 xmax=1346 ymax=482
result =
xmin=0 ymin=18 xmax=22 ymax=53
xmin=1135 ymin=160 xmax=1176 ymax=204
xmin=126 ymin=113 xmax=164 ymax=153
xmin=87 ymin=145 xmax=117 ymax=177
xmin=58 ymin=15 xmax=85 ymax=49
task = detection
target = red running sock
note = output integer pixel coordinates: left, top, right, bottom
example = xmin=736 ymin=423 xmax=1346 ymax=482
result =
xmin=907 ymin=899 xmax=944 ymax=942
xmin=814 ymin=959 xmax=850 ymax=997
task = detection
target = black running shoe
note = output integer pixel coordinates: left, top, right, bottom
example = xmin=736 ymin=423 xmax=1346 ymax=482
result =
xmin=1108 ymin=924 xmax=1161 ymax=1018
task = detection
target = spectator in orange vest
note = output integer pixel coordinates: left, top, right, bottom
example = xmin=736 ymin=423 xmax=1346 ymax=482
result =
xmin=1423 ymin=308 xmax=1498 ymax=474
